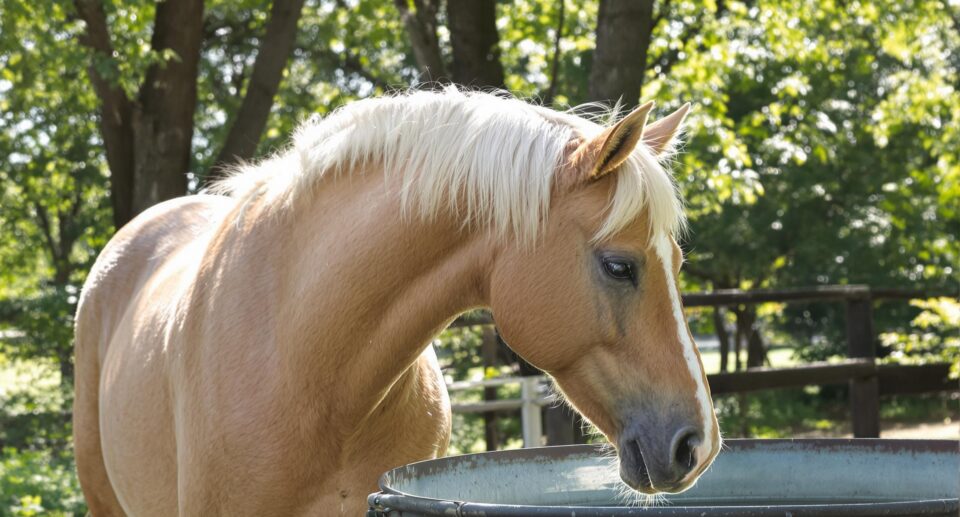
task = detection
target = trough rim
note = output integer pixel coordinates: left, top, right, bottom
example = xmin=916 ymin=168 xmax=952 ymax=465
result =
xmin=368 ymin=438 xmax=960 ymax=516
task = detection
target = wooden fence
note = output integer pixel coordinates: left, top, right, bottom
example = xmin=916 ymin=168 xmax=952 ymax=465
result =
xmin=448 ymin=285 xmax=957 ymax=442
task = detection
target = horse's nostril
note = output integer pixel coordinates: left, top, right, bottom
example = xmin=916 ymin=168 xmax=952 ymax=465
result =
xmin=675 ymin=434 xmax=695 ymax=469
xmin=618 ymin=437 xmax=653 ymax=491
xmin=671 ymin=427 xmax=700 ymax=475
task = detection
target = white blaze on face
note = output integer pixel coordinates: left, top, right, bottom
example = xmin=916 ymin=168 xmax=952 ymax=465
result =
xmin=654 ymin=235 xmax=715 ymax=468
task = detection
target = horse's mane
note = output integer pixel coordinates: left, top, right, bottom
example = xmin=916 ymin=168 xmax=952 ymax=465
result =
xmin=210 ymin=86 xmax=685 ymax=244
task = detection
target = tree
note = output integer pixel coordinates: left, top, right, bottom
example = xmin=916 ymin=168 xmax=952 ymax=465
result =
xmin=0 ymin=0 xmax=112 ymax=384
xmin=587 ymin=0 xmax=654 ymax=106
xmin=643 ymin=0 xmax=959 ymax=363
xmin=448 ymin=0 xmax=505 ymax=87
xmin=73 ymin=0 xmax=308 ymax=227
xmin=392 ymin=0 xmax=507 ymax=88
xmin=393 ymin=0 xmax=446 ymax=81
xmin=73 ymin=0 xmax=204 ymax=228
xmin=211 ymin=0 xmax=308 ymax=174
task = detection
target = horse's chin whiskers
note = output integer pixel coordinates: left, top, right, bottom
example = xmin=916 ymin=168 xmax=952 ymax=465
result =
xmin=612 ymin=480 xmax=667 ymax=508
xmin=597 ymin=442 xmax=617 ymax=458
xmin=718 ymin=430 xmax=729 ymax=452
xmin=544 ymin=381 xmax=567 ymax=410
xmin=580 ymin=419 xmax=603 ymax=440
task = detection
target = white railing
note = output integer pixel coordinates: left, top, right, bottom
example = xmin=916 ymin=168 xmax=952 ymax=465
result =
xmin=446 ymin=375 xmax=555 ymax=447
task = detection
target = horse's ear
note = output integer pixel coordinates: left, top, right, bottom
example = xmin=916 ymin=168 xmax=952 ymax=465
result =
xmin=572 ymin=101 xmax=654 ymax=182
xmin=642 ymin=103 xmax=690 ymax=156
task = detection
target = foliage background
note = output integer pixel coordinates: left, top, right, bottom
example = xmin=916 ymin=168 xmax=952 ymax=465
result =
xmin=0 ymin=0 xmax=957 ymax=515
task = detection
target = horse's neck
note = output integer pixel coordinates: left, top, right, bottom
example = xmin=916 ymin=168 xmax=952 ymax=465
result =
xmin=221 ymin=170 xmax=491 ymax=427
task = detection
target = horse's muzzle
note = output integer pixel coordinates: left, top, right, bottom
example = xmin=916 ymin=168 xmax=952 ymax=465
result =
xmin=618 ymin=421 xmax=702 ymax=494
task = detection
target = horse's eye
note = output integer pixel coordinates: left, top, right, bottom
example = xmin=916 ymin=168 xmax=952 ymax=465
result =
xmin=602 ymin=258 xmax=634 ymax=282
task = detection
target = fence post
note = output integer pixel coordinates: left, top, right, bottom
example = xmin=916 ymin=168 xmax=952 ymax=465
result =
xmin=545 ymin=402 xmax=581 ymax=446
xmin=520 ymin=376 xmax=544 ymax=447
xmin=845 ymin=294 xmax=880 ymax=438
xmin=482 ymin=328 xmax=500 ymax=451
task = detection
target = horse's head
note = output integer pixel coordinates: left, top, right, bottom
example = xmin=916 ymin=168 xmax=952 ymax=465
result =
xmin=489 ymin=103 xmax=720 ymax=494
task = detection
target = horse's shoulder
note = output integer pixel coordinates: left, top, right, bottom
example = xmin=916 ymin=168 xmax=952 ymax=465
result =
xmin=78 ymin=195 xmax=234 ymax=320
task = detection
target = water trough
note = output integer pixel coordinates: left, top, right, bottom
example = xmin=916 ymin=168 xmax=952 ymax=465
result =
xmin=367 ymin=439 xmax=958 ymax=516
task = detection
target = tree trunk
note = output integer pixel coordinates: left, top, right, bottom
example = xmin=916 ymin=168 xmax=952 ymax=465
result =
xmin=211 ymin=0 xmax=307 ymax=176
xmin=714 ymin=306 xmax=730 ymax=373
xmin=131 ymin=0 xmax=204 ymax=213
xmin=545 ymin=402 xmax=589 ymax=446
xmin=58 ymin=345 xmax=75 ymax=386
xmin=542 ymin=0 xmax=566 ymax=106
xmin=734 ymin=305 xmax=767 ymax=369
xmin=447 ymin=0 xmax=505 ymax=88
xmin=588 ymin=0 xmax=655 ymax=107
xmin=733 ymin=307 xmax=745 ymax=372
xmin=73 ymin=0 xmax=135 ymax=229
xmin=481 ymin=327 xmax=500 ymax=451
xmin=745 ymin=308 xmax=767 ymax=368
xmin=76 ymin=0 xmax=204 ymax=228
xmin=394 ymin=0 xmax=446 ymax=81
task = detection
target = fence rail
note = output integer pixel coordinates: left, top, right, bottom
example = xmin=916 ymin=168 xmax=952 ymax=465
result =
xmin=448 ymin=376 xmax=552 ymax=447
xmin=446 ymin=284 xmax=958 ymax=443
xmin=449 ymin=360 xmax=956 ymax=447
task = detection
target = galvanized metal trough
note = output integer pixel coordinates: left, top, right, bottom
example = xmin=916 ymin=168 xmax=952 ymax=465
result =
xmin=368 ymin=439 xmax=958 ymax=516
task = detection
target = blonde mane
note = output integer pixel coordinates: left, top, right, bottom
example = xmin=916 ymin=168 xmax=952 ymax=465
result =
xmin=211 ymin=86 xmax=685 ymax=244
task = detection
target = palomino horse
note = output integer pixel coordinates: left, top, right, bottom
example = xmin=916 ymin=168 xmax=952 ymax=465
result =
xmin=74 ymin=88 xmax=720 ymax=516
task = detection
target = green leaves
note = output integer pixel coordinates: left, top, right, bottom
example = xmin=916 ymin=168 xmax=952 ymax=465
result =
xmin=0 ymin=446 xmax=85 ymax=516
xmin=881 ymin=298 xmax=960 ymax=379
xmin=0 ymin=0 xmax=111 ymax=384
xmin=0 ymin=353 xmax=83 ymax=516
xmin=646 ymin=0 xmax=959 ymax=294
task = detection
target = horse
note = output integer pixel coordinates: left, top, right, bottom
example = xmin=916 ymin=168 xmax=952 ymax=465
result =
xmin=74 ymin=87 xmax=720 ymax=516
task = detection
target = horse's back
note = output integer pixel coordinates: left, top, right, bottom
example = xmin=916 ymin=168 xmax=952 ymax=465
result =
xmin=74 ymin=195 xmax=234 ymax=516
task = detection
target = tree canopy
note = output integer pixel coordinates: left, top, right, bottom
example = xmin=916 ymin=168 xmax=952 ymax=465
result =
xmin=0 ymin=0 xmax=956 ymax=379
